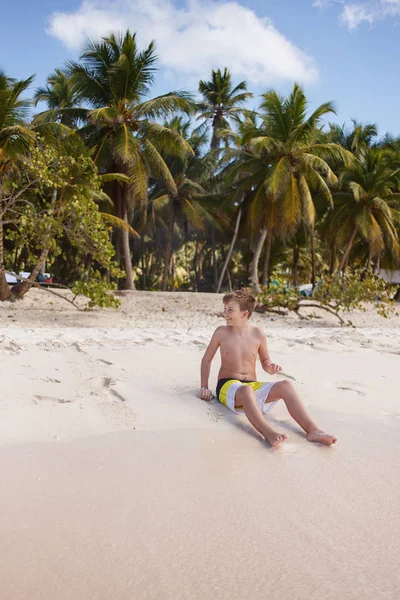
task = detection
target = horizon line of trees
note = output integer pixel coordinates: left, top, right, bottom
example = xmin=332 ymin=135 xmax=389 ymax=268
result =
xmin=1 ymin=30 xmax=400 ymax=303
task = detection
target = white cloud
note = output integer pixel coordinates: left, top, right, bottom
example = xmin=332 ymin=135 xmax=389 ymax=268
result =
xmin=312 ymin=0 xmax=345 ymax=9
xmin=313 ymin=0 xmax=332 ymax=8
xmin=314 ymin=0 xmax=400 ymax=28
xmin=47 ymin=0 xmax=319 ymax=87
xmin=340 ymin=3 xmax=377 ymax=27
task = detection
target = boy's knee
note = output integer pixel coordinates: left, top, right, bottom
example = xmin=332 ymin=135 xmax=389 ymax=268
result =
xmin=236 ymin=385 xmax=253 ymax=402
xmin=275 ymin=379 xmax=293 ymax=394
xmin=281 ymin=379 xmax=293 ymax=388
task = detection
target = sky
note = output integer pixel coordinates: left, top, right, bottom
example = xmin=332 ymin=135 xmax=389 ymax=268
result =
xmin=1 ymin=0 xmax=400 ymax=135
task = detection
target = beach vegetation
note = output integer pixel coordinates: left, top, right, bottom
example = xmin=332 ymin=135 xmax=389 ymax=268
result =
xmin=1 ymin=28 xmax=400 ymax=315
xmin=256 ymin=270 xmax=396 ymax=325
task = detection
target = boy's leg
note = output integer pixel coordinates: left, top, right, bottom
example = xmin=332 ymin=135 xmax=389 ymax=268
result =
xmin=235 ymin=385 xmax=287 ymax=447
xmin=267 ymin=380 xmax=337 ymax=446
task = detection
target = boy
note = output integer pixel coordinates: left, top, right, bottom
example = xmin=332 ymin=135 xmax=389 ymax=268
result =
xmin=200 ymin=288 xmax=337 ymax=447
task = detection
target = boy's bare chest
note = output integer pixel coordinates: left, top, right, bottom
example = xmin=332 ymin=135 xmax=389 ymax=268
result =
xmin=220 ymin=336 xmax=258 ymax=363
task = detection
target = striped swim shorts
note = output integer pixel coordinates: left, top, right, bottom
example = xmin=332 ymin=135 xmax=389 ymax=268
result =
xmin=216 ymin=378 xmax=278 ymax=415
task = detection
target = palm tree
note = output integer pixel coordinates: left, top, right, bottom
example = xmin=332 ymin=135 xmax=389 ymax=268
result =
xmin=33 ymin=69 xmax=82 ymax=127
xmin=35 ymin=31 xmax=194 ymax=289
xmin=197 ymin=68 xmax=252 ymax=289
xmin=0 ymin=72 xmax=34 ymax=168
xmin=330 ymin=147 xmax=400 ymax=272
xmin=198 ymin=68 xmax=252 ymax=150
xmin=327 ymin=120 xmax=378 ymax=153
xmin=151 ymin=116 xmax=218 ymax=290
xmin=0 ymin=72 xmax=35 ymax=300
xmin=227 ymin=84 xmax=351 ymax=291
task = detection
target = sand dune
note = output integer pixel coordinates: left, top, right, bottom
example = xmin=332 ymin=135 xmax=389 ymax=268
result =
xmin=1 ymin=290 xmax=399 ymax=599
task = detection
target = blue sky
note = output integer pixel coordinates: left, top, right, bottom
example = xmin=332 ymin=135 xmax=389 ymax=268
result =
xmin=1 ymin=0 xmax=400 ymax=136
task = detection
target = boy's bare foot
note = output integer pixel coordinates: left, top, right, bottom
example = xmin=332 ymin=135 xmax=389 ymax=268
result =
xmin=306 ymin=429 xmax=337 ymax=446
xmin=263 ymin=428 xmax=288 ymax=447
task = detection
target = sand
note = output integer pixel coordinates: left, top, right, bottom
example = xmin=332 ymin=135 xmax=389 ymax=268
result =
xmin=1 ymin=289 xmax=400 ymax=599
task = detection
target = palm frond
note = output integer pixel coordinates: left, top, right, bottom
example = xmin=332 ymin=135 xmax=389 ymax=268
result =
xmin=143 ymin=139 xmax=178 ymax=196
xmin=101 ymin=212 xmax=140 ymax=237
xmin=113 ymin=123 xmax=139 ymax=164
xmin=298 ymin=174 xmax=316 ymax=228
xmin=135 ymin=92 xmax=194 ymax=119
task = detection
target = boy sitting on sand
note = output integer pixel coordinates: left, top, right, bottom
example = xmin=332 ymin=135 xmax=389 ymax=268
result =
xmin=200 ymin=288 xmax=337 ymax=447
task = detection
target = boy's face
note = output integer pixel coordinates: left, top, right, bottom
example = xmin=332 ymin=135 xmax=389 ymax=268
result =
xmin=223 ymin=300 xmax=248 ymax=325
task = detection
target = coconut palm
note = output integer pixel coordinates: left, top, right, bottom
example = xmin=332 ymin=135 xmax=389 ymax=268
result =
xmin=34 ymin=31 xmax=194 ymax=289
xmin=197 ymin=68 xmax=252 ymax=288
xmin=198 ymin=68 xmax=252 ymax=150
xmin=330 ymin=147 xmax=400 ymax=272
xmin=33 ymin=69 xmax=82 ymax=127
xmin=0 ymin=72 xmax=35 ymax=168
xmin=150 ymin=116 xmax=219 ymax=290
xmin=226 ymin=84 xmax=351 ymax=290
xmin=327 ymin=120 xmax=378 ymax=153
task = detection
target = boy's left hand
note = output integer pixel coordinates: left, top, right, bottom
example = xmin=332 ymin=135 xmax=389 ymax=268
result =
xmin=266 ymin=363 xmax=282 ymax=375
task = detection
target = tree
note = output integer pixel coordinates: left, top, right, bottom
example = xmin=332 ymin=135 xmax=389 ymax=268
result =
xmin=198 ymin=68 xmax=252 ymax=150
xmin=327 ymin=120 xmax=378 ymax=153
xmin=151 ymin=117 xmax=218 ymax=290
xmin=34 ymin=31 xmax=194 ymax=290
xmin=33 ymin=69 xmax=82 ymax=127
xmin=2 ymin=137 xmax=120 ymax=306
xmin=227 ymin=84 xmax=350 ymax=291
xmin=330 ymin=147 xmax=400 ymax=272
xmin=0 ymin=72 xmax=35 ymax=300
xmin=197 ymin=68 xmax=252 ymax=289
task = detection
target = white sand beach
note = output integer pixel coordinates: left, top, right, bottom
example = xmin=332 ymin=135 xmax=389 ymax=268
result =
xmin=1 ymin=290 xmax=400 ymax=599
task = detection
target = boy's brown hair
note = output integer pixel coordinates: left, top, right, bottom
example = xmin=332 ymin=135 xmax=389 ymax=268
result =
xmin=223 ymin=288 xmax=257 ymax=318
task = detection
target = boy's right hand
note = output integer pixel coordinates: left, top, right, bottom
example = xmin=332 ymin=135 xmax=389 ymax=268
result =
xmin=200 ymin=387 xmax=214 ymax=401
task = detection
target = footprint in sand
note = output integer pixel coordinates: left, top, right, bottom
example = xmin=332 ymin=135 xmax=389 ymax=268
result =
xmin=31 ymin=377 xmax=61 ymax=384
xmin=99 ymin=359 xmax=113 ymax=366
xmin=33 ymin=395 xmax=72 ymax=404
xmin=207 ymin=407 xmax=224 ymax=422
xmin=72 ymin=342 xmax=85 ymax=353
xmin=337 ymin=386 xmax=366 ymax=397
xmin=1 ymin=340 xmax=24 ymax=355
xmin=102 ymin=377 xmax=126 ymax=402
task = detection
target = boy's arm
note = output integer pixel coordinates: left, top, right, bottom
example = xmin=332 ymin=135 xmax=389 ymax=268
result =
xmin=258 ymin=330 xmax=282 ymax=375
xmin=200 ymin=327 xmax=222 ymax=400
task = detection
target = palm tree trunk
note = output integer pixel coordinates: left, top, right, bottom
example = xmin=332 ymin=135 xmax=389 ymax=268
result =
xmin=329 ymin=241 xmax=336 ymax=275
xmin=0 ymin=211 xmax=11 ymax=300
xmin=227 ymin=269 xmax=233 ymax=292
xmin=162 ymin=207 xmax=176 ymax=291
xmin=209 ymin=120 xmax=220 ymax=290
xmin=245 ymin=239 xmax=251 ymax=285
xmin=193 ymin=240 xmax=198 ymax=291
xmin=293 ymin=245 xmax=299 ymax=287
xmin=216 ymin=207 xmax=242 ymax=293
xmin=311 ymin=230 xmax=316 ymax=289
xmin=211 ymin=226 xmax=218 ymax=291
xmin=366 ymin=249 xmax=373 ymax=270
xmin=184 ymin=240 xmax=191 ymax=286
xmin=337 ymin=225 xmax=358 ymax=273
xmin=251 ymin=228 xmax=267 ymax=293
xmin=121 ymin=190 xmax=135 ymax=290
xmin=211 ymin=122 xmax=219 ymax=151
xmin=262 ymin=228 xmax=273 ymax=286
